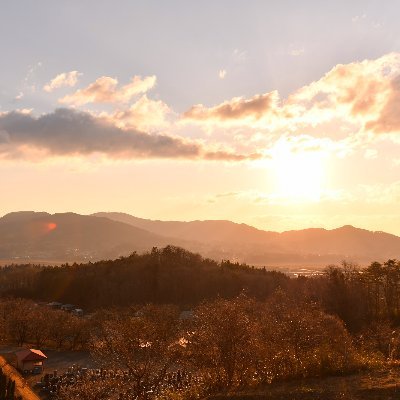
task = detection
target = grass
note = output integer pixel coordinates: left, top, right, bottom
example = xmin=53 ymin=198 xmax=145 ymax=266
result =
xmin=205 ymin=368 xmax=400 ymax=400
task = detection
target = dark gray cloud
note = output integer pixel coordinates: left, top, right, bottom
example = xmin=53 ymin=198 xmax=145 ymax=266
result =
xmin=0 ymin=108 xmax=257 ymax=161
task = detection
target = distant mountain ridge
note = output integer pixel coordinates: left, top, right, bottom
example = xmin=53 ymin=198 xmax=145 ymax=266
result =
xmin=0 ymin=211 xmax=181 ymax=261
xmin=93 ymin=212 xmax=277 ymax=244
xmin=0 ymin=211 xmax=399 ymax=266
xmin=94 ymin=212 xmax=400 ymax=264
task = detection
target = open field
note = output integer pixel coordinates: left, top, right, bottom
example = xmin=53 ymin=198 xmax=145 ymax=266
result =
xmin=3 ymin=346 xmax=400 ymax=400
xmin=207 ymin=368 xmax=400 ymax=400
xmin=0 ymin=259 xmax=65 ymax=266
xmin=0 ymin=257 xmax=329 ymax=278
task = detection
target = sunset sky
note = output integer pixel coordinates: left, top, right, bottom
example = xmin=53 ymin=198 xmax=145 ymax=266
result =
xmin=1 ymin=1 xmax=400 ymax=235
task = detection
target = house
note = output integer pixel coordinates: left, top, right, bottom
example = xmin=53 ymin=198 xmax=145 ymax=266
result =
xmin=72 ymin=308 xmax=84 ymax=317
xmin=47 ymin=302 xmax=63 ymax=309
xmin=61 ymin=304 xmax=75 ymax=312
xmin=16 ymin=349 xmax=47 ymax=374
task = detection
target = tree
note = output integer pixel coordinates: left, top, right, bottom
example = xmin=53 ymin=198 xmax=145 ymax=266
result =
xmin=48 ymin=310 xmax=74 ymax=349
xmin=88 ymin=304 xmax=183 ymax=400
xmin=188 ymin=294 xmax=260 ymax=390
xmin=28 ymin=308 xmax=50 ymax=348
xmin=257 ymin=291 xmax=356 ymax=382
xmin=5 ymin=299 xmax=33 ymax=346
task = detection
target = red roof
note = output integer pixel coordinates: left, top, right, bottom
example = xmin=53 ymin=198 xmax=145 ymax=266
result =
xmin=16 ymin=349 xmax=47 ymax=362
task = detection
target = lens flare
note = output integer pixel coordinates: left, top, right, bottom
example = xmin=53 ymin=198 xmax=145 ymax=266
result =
xmin=47 ymin=222 xmax=57 ymax=231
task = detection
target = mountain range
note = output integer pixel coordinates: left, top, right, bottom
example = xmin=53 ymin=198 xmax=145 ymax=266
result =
xmin=0 ymin=211 xmax=399 ymax=267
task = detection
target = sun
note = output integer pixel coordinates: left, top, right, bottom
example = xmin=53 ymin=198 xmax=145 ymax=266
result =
xmin=271 ymin=143 xmax=326 ymax=201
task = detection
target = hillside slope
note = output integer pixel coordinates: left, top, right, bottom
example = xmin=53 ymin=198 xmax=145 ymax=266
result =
xmin=2 ymin=211 xmax=400 ymax=265
xmin=0 ymin=212 xmax=178 ymax=261
xmin=94 ymin=212 xmax=400 ymax=264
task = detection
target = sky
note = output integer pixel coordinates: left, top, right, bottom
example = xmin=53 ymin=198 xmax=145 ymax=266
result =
xmin=1 ymin=1 xmax=400 ymax=235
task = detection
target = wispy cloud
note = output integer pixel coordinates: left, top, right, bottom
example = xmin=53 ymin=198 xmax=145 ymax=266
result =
xmin=44 ymin=71 xmax=81 ymax=92
xmin=22 ymin=61 xmax=43 ymax=93
xmin=352 ymin=14 xmax=366 ymax=23
xmin=232 ymin=48 xmax=247 ymax=63
xmin=289 ymin=47 xmax=305 ymax=56
xmin=14 ymin=92 xmax=24 ymax=101
xmin=60 ymin=75 xmax=156 ymax=105
xmin=218 ymin=69 xmax=227 ymax=79
xmin=184 ymin=92 xmax=278 ymax=122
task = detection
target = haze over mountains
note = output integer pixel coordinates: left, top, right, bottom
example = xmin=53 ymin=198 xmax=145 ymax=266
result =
xmin=0 ymin=211 xmax=399 ymax=267
xmin=0 ymin=212 xmax=173 ymax=262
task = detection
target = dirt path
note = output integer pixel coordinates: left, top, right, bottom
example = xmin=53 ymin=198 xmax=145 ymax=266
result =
xmin=0 ymin=355 xmax=41 ymax=400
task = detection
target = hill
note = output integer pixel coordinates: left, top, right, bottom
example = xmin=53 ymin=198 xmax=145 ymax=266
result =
xmin=1 ymin=211 xmax=400 ymax=265
xmin=0 ymin=211 xmax=179 ymax=261
xmin=94 ymin=212 xmax=400 ymax=265
xmin=0 ymin=245 xmax=289 ymax=309
xmin=93 ymin=212 xmax=277 ymax=244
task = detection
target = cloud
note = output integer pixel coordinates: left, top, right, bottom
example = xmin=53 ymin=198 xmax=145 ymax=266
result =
xmin=14 ymin=92 xmax=24 ymax=101
xmin=287 ymin=53 xmax=400 ymax=124
xmin=106 ymin=95 xmax=173 ymax=131
xmin=22 ymin=61 xmax=43 ymax=93
xmin=365 ymin=75 xmax=400 ymax=134
xmin=44 ymin=71 xmax=81 ymax=92
xmin=232 ymin=49 xmax=247 ymax=63
xmin=5 ymin=54 xmax=400 ymax=164
xmin=218 ymin=69 xmax=227 ymax=79
xmin=0 ymin=108 xmax=257 ymax=161
xmin=178 ymin=54 xmax=400 ymax=165
xmin=183 ymin=53 xmax=400 ymax=138
xmin=289 ymin=47 xmax=305 ymax=57
xmin=184 ymin=92 xmax=279 ymax=122
xmin=215 ymin=191 xmax=239 ymax=198
xmin=60 ymin=75 xmax=156 ymax=105
xmin=203 ymin=150 xmax=261 ymax=161
xmin=352 ymin=14 xmax=366 ymax=23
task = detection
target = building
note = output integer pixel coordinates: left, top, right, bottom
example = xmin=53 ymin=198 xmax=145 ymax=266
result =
xmin=16 ymin=349 xmax=47 ymax=374
xmin=47 ymin=302 xmax=63 ymax=309
xmin=61 ymin=304 xmax=75 ymax=312
xmin=72 ymin=308 xmax=84 ymax=317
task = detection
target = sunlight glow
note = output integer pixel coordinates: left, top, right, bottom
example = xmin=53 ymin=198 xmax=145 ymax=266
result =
xmin=271 ymin=143 xmax=326 ymax=201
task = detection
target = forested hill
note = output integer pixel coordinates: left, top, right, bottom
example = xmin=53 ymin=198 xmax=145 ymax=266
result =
xmin=93 ymin=211 xmax=276 ymax=244
xmin=0 ymin=211 xmax=183 ymax=261
xmin=3 ymin=246 xmax=400 ymax=334
xmin=95 ymin=212 xmax=400 ymax=264
xmin=0 ymin=246 xmax=289 ymax=310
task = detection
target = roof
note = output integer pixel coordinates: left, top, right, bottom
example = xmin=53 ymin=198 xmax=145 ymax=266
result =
xmin=16 ymin=349 xmax=47 ymax=362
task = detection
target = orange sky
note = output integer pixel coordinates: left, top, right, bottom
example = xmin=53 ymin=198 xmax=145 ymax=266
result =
xmin=1 ymin=3 xmax=400 ymax=235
